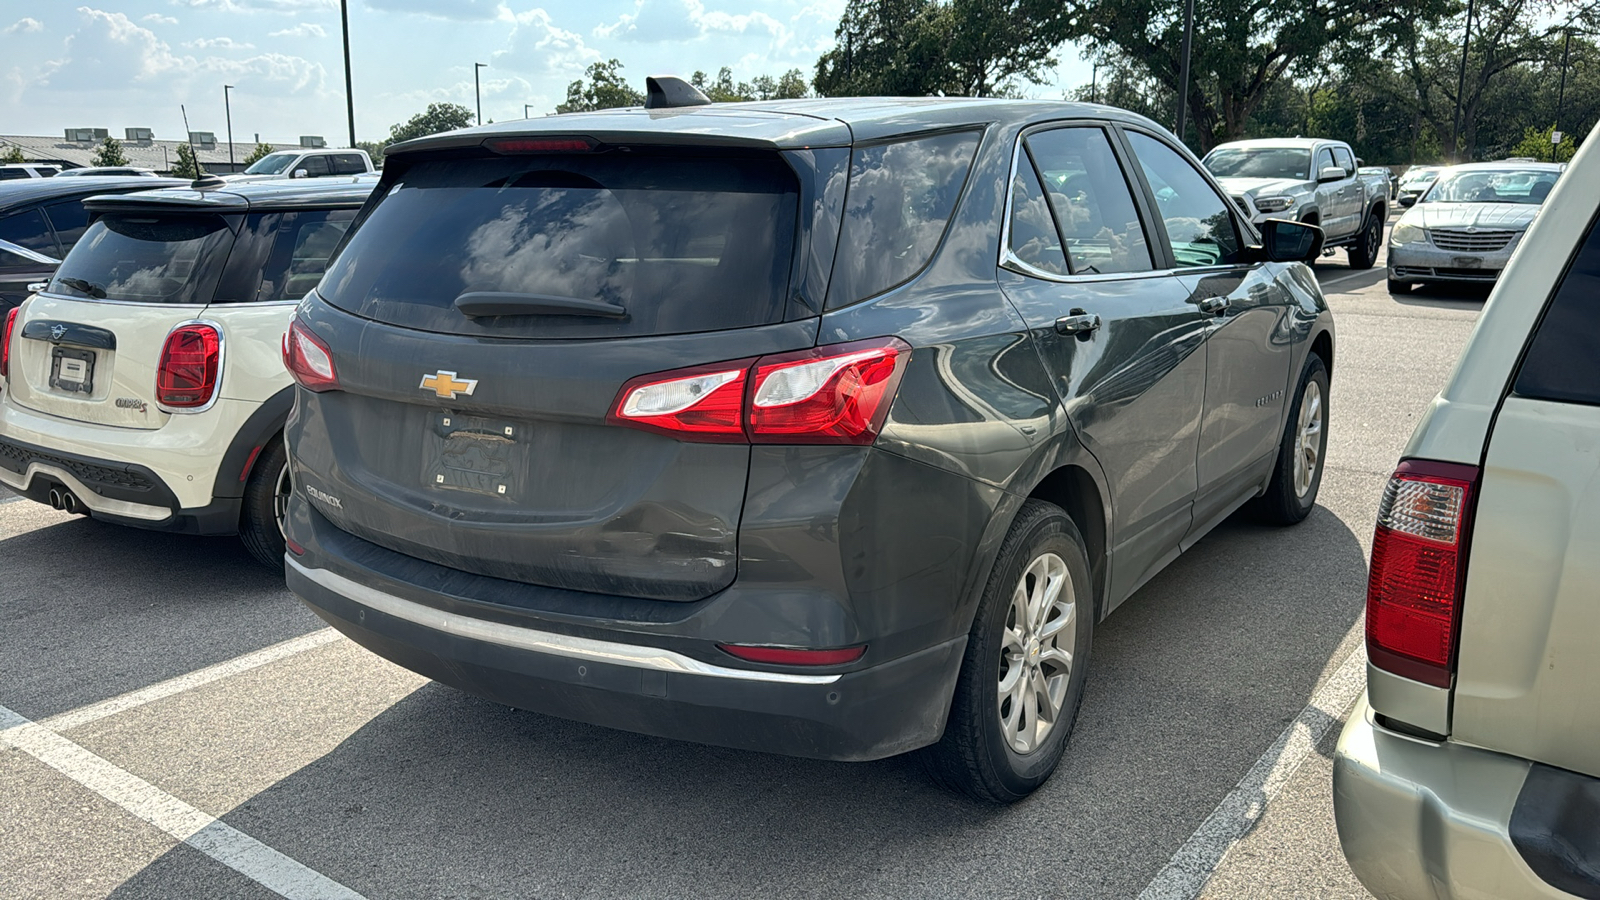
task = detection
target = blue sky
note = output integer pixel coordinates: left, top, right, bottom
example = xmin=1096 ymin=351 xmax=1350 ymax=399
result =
xmin=0 ymin=2 xmax=1095 ymax=147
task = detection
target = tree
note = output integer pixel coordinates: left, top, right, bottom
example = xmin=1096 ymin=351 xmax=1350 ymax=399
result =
xmin=388 ymin=102 xmax=475 ymax=144
xmin=91 ymin=137 xmax=128 ymax=167
xmin=1510 ymin=124 xmax=1576 ymax=161
xmin=242 ymin=143 xmax=276 ymax=166
xmin=172 ymin=142 xmax=204 ymax=179
xmin=1 ymin=146 xmax=24 ymax=163
xmin=355 ymin=140 xmax=387 ymax=167
xmin=556 ymin=60 xmax=644 ymax=113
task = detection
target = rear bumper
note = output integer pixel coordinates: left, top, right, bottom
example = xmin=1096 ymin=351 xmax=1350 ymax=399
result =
xmin=1333 ymin=695 xmax=1588 ymax=899
xmin=285 ymin=551 xmax=966 ymax=762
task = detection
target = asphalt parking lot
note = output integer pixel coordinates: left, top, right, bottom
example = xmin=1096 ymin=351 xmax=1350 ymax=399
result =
xmin=1 ymin=241 xmax=1490 ymax=900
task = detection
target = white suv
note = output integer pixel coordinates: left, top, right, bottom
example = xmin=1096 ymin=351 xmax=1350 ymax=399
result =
xmin=1333 ymin=123 xmax=1600 ymax=894
xmin=0 ymin=177 xmax=373 ymax=567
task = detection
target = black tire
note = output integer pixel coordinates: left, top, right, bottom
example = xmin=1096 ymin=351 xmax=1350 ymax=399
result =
xmin=240 ymin=435 xmax=289 ymax=571
xmin=1347 ymin=212 xmax=1382 ymax=269
xmin=1250 ymin=354 xmax=1329 ymax=525
xmin=922 ymin=500 xmax=1095 ymax=803
xmin=1386 ymin=276 xmax=1411 ymax=295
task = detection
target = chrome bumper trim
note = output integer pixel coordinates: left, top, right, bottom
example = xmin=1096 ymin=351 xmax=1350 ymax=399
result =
xmin=287 ymin=557 xmax=843 ymax=686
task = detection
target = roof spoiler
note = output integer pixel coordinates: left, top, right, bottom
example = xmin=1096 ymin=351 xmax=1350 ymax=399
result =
xmin=644 ymin=76 xmax=710 ymax=110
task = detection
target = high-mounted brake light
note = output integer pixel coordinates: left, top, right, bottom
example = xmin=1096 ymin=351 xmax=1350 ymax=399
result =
xmin=717 ymin=644 xmax=867 ymax=666
xmin=1 ymin=307 xmax=16 ymax=380
xmin=607 ymin=338 xmax=911 ymax=446
xmin=1366 ymin=459 xmax=1479 ymax=688
xmin=156 ymin=323 xmax=221 ymax=408
xmin=484 ymin=136 xmax=598 ymax=154
xmin=283 ymin=318 xmax=338 ymax=392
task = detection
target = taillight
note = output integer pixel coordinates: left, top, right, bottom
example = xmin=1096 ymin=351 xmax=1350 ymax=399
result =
xmin=1 ymin=307 xmax=16 ymax=379
xmin=283 ymin=318 xmax=338 ymax=392
xmin=1366 ymin=460 xmax=1479 ymax=687
xmin=608 ymin=338 xmax=910 ymax=445
xmin=717 ymin=644 xmax=867 ymax=666
xmin=156 ymin=323 xmax=221 ymax=409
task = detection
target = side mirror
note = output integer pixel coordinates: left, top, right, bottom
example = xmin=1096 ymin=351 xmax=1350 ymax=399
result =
xmin=1260 ymin=218 xmax=1324 ymax=263
xmin=1318 ymin=166 xmax=1347 ymax=183
xmin=27 ymin=282 xmax=48 ymax=293
xmin=1355 ymin=157 xmax=1365 ymax=167
xmin=292 ymin=168 xmax=309 ymax=179
xmin=1398 ymin=195 xmax=1417 ymax=209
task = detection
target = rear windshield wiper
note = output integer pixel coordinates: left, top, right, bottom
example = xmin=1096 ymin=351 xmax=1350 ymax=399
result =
xmin=56 ymin=277 xmax=107 ymax=299
xmin=453 ymin=292 xmax=626 ymax=319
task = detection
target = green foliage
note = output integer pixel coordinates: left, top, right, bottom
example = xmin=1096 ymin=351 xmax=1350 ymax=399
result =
xmin=91 ymin=137 xmax=129 ymax=167
xmin=1 ymin=145 xmax=25 ymax=164
xmin=172 ymin=142 xmax=204 ymax=179
xmin=355 ymin=141 xmax=387 ymax=167
xmin=242 ymin=143 xmax=276 ymax=166
xmin=388 ymin=102 xmax=475 ymax=144
xmin=556 ymin=60 xmax=645 ymax=113
xmin=1510 ymin=125 xmax=1575 ymax=162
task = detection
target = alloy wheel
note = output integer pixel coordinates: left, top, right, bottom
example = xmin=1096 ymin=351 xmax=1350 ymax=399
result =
xmin=1293 ymin=380 xmax=1323 ymax=498
xmin=273 ymin=462 xmax=292 ymax=539
xmin=997 ymin=552 xmax=1076 ymax=754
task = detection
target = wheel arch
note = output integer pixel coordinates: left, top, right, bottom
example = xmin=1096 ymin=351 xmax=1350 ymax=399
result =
xmin=210 ymin=386 xmax=293 ymax=501
xmin=1024 ymin=464 xmax=1110 ymax=621
xmin=1311 ymin=328 xmax=1334 ymax=376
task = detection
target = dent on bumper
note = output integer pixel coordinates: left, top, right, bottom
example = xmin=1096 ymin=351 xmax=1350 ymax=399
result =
xmin=1333 ymin=696 xmax=1575 ymax=899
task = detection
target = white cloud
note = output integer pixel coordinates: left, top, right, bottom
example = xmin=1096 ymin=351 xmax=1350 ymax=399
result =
xmin=491 ymin=9 xmax=599 ymax=75
xmin=4 ymin=17 xmax=44 ymax=35
xmin=362 ymin=0 xmax=503 ymax=20
xmin=597 ymin=0 xmax=785 ymax=45
xmin=186 ymin=37 xmax=256 ymax=49
xmin=141 ymin=13 xmax=179 ymax=25
xmin=268 ymin=22 xmax=327 ymax=38
xmin=171 ymin=0 xmax=336 ymax=11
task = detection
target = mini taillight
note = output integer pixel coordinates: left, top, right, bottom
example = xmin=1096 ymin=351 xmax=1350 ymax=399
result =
xmin=484 ymin=136 xmax=598 ymax=154
xmin=607 ymin=338 xmax=911 ymax=446
xmin=283 ymin=318 xmax=338 ymax=392
xmin=1 ymin=307 xmax=16 ymax=379
xmin=1366 ymin=460 xmax=1479 ymax=687
xmin=717 ymin=644 xmax=867 ymax=666
xmin=156 ymin=323 xmax=221 ymax=408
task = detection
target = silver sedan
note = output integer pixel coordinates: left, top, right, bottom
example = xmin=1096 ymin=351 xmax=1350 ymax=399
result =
xmin=1387 ymin=162 xmax=1563 ymax=294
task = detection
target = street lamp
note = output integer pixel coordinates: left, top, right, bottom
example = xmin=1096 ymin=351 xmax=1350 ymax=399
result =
xmin=223 ymin=84 xmax=235 ymax=171
xmin=474 ymin=62 xmax=487 ymax=126
xmin=525 ymin=104 xmax=534 ymax=119
xmin=1450 ymin=0 xmax=1476 ymax=162
xmin=1174 ymin=0 xmax=1195 ymax=143
xmin=341 ymin=0 xmax=356 ymax=147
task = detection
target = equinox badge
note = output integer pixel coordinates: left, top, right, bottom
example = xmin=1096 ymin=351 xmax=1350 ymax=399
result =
xmin=420 ymin=370 xmax=478 ymax=400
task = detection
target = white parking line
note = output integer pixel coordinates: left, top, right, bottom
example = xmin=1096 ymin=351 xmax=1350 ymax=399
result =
xmin=1135 ymin=642 xmax=1368 ymax=900
xmin=1319 ymin=269 xmax=1379 ymax=290
xmin=0 ymin=703 xmax=367 ymax=900
xmin=42 ymin=629 xmax=342 ymax=732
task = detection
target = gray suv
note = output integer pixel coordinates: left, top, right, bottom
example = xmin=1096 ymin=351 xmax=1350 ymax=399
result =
xmin=281 ymin=88 xmax=1335 ymax=802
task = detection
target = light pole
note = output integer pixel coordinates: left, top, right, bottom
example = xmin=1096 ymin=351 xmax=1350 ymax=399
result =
xmin=223 ymin=84 xmax=235 ymax=170
xmin=1555 ymin=26 xmax=1579 ymax=162
xmin=1090 ymin=63 xmax=1099 ymax=104
xmin=525 ymin=104 xmax=534 ymax=119
xmin=1450 ymin=0 xmax=1476 ymax=162
xmin=475 ymin=62 xmax=487 ymax=125
xmin=1174 ymin=0 xmax=1195 ymax=143
xmin=341 ymin=0 xmax=356 ymax=147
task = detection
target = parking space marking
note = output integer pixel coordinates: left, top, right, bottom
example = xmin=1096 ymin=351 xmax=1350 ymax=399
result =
xmin=1 ymin=703 xmax=366 ymax=900
xmin=41 ymin=629 xmax=342 ymax=733
xmin=1135 ymin=642 xmax=1368 ymax=900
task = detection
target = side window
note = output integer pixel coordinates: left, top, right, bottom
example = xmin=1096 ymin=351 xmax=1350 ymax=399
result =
xmin=1317 ymin=148 xmax=1337 ymax=177
xmin=1514 ymin=219 xmax=1600 ymax=405
xmin=1007 ymin=154 xmax=1069 ymax=275
xmin=0 ymin=247 xmax=38 ymax=268
xmin=332 ymin=154 xmax=366 ymax=175
xmin=1125 ymin=132 xmax=1242 ymax=269
xmin=254 ymin=210 xmax=356 ymax=303
xmin=0 ymin=207 xmax=58 ymax=257
xmin=1024 ymin=128 xmax=1152 ymax=275
xmin=1332 ymin=147 xmax=1355 ymax=175
xmin=298 ymin=155 xmax=331 ymax=177
xmin=43 ymin=200 xmax=91 ymax=255
xmin=824 ymin=130 xmax=980 ymax=309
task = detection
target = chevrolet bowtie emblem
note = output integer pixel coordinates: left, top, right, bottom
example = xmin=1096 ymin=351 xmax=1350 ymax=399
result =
xmin=420 ymin=370 xmax=478 ymax=400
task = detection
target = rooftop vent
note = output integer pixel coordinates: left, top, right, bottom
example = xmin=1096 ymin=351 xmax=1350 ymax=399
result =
xmin=189 ymin=132 xmax=217 ymax=149
xmin=64 ymin=128 xmax=107 ymax=143
xmin=125 ymin=128 xmax=154 ymax=143
xmin=299 ymin=135 xmax=327 ymax=148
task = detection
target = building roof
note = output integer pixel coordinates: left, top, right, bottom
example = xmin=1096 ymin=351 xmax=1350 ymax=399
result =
xmin=0 ymin=134 xmax=305 ymax=174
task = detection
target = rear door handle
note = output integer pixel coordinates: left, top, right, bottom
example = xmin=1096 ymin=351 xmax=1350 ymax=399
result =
xmin=1055 ymin=313 xmax=1101 ymax=335
xmin=1197 ymin=296 xmax=1230 ymax=315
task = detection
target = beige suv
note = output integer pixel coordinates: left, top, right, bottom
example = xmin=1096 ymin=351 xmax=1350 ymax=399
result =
xmin=1332 ymin=137 xmax=1600 ymax=894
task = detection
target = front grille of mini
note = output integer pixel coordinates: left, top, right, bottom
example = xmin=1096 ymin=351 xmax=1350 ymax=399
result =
xmin=1429 ymin=229 xmax=1517 ymax=252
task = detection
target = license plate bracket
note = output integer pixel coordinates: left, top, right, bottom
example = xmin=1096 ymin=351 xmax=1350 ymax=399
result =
xmin=1452 ymin=256 xmax=1483 ymax=268
xmin=50 ymin=346 xmax=95 ymax=394
xmin=424 ymin=413 xmax=518 ymax=498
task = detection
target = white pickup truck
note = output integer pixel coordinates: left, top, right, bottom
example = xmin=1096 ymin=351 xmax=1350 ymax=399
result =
xmin=1202 ymin=137 xmax=1389 ymax=269
xmin=226 ymin=148 xmax=375 ymax=183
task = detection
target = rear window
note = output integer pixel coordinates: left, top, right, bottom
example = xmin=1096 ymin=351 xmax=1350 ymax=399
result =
xmin=824 ymin=131 xmax=980 ymax=309
xmin=49 ymin=214 xmax=235 ymax=305
xmin=1515 ymin=216 xmax=1600 ymax=405
xmin=319 ymin=151 xmax=800 ymax=339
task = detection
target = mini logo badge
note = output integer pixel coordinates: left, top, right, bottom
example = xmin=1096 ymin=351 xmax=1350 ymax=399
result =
xmin=49 ymin=324 xmax=67 ymax=341
xmin=420 ymin=370 xmax=478 ymax=400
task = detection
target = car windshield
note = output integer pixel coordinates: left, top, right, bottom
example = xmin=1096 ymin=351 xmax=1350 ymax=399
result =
xmin=1399 ymin=169 xmax=1438 ymax=187
xmin=1202 ymin=148 xmax=1311 ymax=181
xmin=1422 ymin=168 xmax=1558 ymax=204
xmin=243 ymin=152 xmax=297 ymax=175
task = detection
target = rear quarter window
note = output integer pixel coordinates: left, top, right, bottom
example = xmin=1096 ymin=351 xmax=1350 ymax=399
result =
xmin=1514 ymin=216 xmax=1600 ymax=405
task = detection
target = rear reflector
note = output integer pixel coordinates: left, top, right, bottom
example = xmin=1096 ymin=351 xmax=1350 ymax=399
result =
xmin=156 ymin=323 xmax=221 ymax=409
xmin=484 ymin=136 xmax=598 ymax=154
xmin=1366 ymin=459 xmax=1479 ymax=688
xmin=1 ymin=307 xmax=16 ymax=379
xmin=717 ymin=644 xmax=867 ymax=666
xmin=283 ymin=318 xmax=338 ymax=392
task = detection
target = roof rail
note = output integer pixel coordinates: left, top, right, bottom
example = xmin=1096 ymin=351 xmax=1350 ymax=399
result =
xmin=644 ymin=76 xmax=710 ymax=110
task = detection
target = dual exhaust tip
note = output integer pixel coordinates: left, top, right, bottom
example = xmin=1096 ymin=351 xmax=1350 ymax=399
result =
xmin=47 ymin=487 xmax=83 ymax=515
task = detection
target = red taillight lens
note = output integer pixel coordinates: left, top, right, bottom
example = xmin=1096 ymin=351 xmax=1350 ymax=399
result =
xmin=717 ymin=644 xmax=867 ymax=666
xmin=1366 ymin=460 xmax=1479 ymax=688
xmin=283 ymin=318 xmax=338 ymax=392
xmin=607 ymin=338 xmax=911 ymax=445
xmin=1 ymin=307 xmax=16 ymax=379
xmin=156 ymin=323 xmax=221 ymax=408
